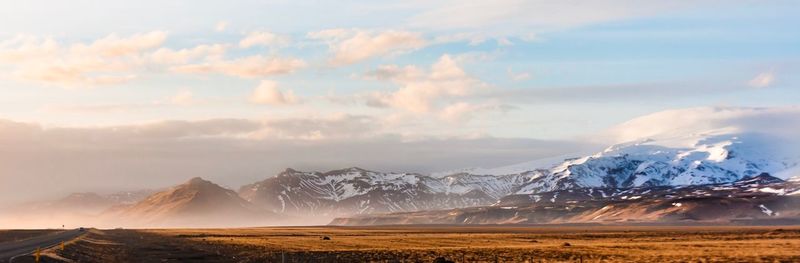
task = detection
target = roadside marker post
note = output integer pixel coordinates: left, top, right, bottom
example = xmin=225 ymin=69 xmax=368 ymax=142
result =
xmin=61 ymin=241 xmax=65 ymax=250
xmin=35 ymin=247 xmax=40 ymax=263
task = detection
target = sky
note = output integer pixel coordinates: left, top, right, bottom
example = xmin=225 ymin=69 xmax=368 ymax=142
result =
xmin=0 ymin=0 xmax=798 ymax=204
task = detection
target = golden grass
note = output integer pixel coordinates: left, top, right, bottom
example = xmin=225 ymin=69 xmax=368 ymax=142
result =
xmin=53 ymin=225 xmax=800 ymax=262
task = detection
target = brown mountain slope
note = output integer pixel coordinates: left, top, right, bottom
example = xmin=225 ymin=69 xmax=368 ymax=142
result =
xmin=110 ymin=177 xmax=279 ymax=227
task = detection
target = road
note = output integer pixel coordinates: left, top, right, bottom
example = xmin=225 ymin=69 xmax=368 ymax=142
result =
xmin=0 ymin=229 xmax=84 ymax=262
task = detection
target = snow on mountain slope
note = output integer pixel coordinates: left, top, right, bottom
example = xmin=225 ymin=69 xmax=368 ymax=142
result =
xmin=509 ymin=107 xmax=800 ymax=194
xmin=238 ymin=167 xmax=538 ymax=216
xmin=515 ymin=133 xmax=798 ymax=194
xmin=245 ymin=107 xmax=800 ymax=218
xmin=331 ymin=174 xmax=800 ymax=226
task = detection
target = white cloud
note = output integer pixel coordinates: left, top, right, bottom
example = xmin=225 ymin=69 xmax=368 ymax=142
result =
xmin=214 ymin=21 xmax=229 ymax=32
xmin=357 ymin=54 xmax=520 ymax=123
xmin=363 ymin=64 xmax=425 ymax=82
xmin=0 ymin=35 xmax=59 ymax=63
xmin=366 ymin=54 xmax=483 ymax=114
xmin=748 ymin=72 xmax=775 ymax=88
xmin=308 ymin=29 xmax=426 ymax=65
xmin=0 ymin=31 xmax=305 ymax=87
xmin=171 ymin=55 xmax=306 ymax=78
xmin=71 ymin=31 xmax=167 ymax=57
xmin=507 ymin=67 xmax=531 ymax=81
xmin=360 ymin=54 xmax=513 ymax=123
xmin=239 ymin=31 xmax=290 ymax=48
xmin=0 ymin=32 xmax=168 ymax=87
xmin=170 ymin=90 xmax=195 ymax=106
xmin=439 ymin=102 xmax=479 ymax=122
xmin=150 ymin=44 xmax=227 ymax=64
xmin=602 ymin=106 xmax=800 ymax=145
xmin=13 ymin=64 xmax=137 ymax=86
xmin=249 ymin=80 xmax=300 ymax=105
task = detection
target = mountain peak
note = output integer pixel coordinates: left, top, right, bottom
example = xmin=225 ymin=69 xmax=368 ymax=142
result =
xmin=344 ymin=167 xmax=368 ymax=172
xmin=186 ymin=177 xmax=209 ymax=185
xmin=327 ymin=167 xmax=370 ymax=174
xmin=115 ymin=176 xmax=272 ymax=227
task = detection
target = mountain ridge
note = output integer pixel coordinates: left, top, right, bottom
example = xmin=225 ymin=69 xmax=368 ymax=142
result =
xmin=237 ymin=167 xmax=533 ymax=218
xmin=330 ymin=174 xmax=800 ymax=226
xmin=107 ymin=177 xmax=280 ymax=227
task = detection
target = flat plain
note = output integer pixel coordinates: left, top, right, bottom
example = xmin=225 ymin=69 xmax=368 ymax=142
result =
xmin=30 ymin=225 xmax=800 ymax=262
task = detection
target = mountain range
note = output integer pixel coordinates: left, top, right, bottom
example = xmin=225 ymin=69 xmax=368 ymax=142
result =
xmin=10 ymin=107 xmax=800 ymax=227
xmin=237 ymin=167 xmax=533 ymax=217
xmin=233 ymin=125 xmax=799 ymax=221
xmin=331 ymin=174 xmax=800 ymax=225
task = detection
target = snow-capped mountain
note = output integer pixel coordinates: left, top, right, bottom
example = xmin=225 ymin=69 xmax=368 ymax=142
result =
xmin=513 ymin=133 xmax=798 ymax=194
xmin=239 ymin=108 xmax=800 ymax=219
xmin=331 ymin=174 xmax=800 ymax=226
xmin=446 ymin=107 xmax=800 ymax=195
xmin=238 ymin=167 xmax=537 ymax=216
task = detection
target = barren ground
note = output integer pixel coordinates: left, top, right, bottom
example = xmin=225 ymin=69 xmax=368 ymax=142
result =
xmin=38 ymin=225 xmax=800 ymax=262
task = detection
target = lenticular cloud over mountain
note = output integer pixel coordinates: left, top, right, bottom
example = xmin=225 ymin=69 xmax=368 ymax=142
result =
xmin=596 ymin=106 xmax=800 ymax=180
xmin=549 ymin=106 xmax=800 ymax=185
xmin=602 ymin=106 xmax=800 ymax=146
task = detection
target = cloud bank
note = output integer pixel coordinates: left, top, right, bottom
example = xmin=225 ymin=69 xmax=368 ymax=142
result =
xmin=0 ymin=117 xmax=588 ymax=207
xmin=602 ymin=106 xmax=800 ymax=146
xmin=0 ymin=31 xmax=306 ymax=87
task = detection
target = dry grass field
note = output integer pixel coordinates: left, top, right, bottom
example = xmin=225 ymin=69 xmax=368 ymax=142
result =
xmin=49 ymin=225 xmax=800 ymax=262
